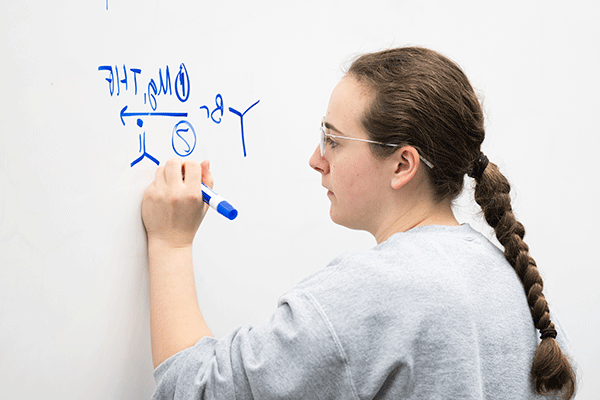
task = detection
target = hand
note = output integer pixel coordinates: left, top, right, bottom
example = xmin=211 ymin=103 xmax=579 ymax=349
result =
xmin=142 ymin=158 xmax=214 ymax=248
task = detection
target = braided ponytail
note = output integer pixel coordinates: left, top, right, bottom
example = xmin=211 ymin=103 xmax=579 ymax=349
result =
xmin=473 ymin=162 xmax=576 ymax=398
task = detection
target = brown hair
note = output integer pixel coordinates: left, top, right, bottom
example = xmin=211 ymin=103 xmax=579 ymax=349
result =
xmin=348 ymin=47 xmax=575 ymax=398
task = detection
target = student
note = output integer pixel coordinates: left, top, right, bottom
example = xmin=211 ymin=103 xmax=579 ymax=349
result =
xmin=142 ymin=47 xmax=576 ymax=399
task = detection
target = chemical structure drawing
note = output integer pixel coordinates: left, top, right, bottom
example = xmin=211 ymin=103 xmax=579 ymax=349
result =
xmin=98 ymin=63 xmax=259 ymax=167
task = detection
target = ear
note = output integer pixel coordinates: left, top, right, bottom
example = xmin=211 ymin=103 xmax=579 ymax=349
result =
xmin=390 ymin=146 xmax=421 ymax=190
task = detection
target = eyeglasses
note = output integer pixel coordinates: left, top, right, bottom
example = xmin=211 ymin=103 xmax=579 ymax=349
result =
xmin=319 ymin=117 xmax=435 ymax=169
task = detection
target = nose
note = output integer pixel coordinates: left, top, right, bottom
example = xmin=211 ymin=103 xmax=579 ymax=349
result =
xmin=309 ymin=145 xmax=329 ymax=174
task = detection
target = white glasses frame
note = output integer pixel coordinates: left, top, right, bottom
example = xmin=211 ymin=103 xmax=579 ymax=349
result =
xmin=320 ymin=118 xmax=435 ymax=169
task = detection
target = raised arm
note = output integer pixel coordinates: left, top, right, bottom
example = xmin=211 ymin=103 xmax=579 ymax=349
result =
xmin=141 ymin=157 xmax=214 ymax=369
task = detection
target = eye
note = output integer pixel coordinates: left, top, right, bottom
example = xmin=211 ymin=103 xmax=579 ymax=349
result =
xmin=325 ymin=136 xmax=339 ymax=148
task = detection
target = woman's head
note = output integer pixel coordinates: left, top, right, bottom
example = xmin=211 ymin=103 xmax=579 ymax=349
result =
xmin=309 ymin=74 xmax=443 ymax=237
xmin=347 ymin=46 xmax=485 ymax=202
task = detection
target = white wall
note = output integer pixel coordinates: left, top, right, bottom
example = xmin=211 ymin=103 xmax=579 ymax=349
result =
xmin=1 ymin=0 xmax=598 ymax=398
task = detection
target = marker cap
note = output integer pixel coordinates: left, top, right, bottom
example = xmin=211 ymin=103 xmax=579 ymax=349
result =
xmin=217 ymin=201 xmax=238 ymax=220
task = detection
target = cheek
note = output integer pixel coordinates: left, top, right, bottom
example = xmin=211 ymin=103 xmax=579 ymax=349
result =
xmin=331 ymin=161 xmax=372 ymax=198
xmin=331 ymin=161 xmax=355 ymax=188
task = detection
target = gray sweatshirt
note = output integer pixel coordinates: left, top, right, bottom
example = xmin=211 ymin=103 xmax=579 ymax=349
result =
xmin=153 ymin=224 xmax=573 ymax=399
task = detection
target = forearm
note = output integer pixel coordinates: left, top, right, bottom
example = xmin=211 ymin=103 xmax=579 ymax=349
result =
xmin=148 ymin=239 xmax=213 ymax=369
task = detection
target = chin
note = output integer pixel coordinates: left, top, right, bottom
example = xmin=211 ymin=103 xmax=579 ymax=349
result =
xmin=329 ymin=208 xmax=364 ymax=231
xmin=329 ymin=207 xmax=345 ymax=227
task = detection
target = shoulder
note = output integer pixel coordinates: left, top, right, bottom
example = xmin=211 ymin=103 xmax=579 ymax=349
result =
xmin=274 ymin=224 xmax=541 ymax=399
xmin=294 ymin=224 xmax=507 ymax=296
xmin=285 ymin=224 xmax=531 ymax=350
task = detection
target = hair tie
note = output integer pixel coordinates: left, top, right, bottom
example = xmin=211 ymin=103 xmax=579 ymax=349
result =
xmin=468 ymin=152 xmax=489 ymax=180
xmin=539 ymin=327 xmax=558 ymax=340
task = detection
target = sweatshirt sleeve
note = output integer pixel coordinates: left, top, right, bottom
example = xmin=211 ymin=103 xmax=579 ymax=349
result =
xmin=152 ymin=289 xmax=359 ymax=400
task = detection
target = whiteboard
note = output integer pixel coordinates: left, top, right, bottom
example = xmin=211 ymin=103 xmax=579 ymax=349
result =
xmin=1 ymin=1 xmax=598 ymax=398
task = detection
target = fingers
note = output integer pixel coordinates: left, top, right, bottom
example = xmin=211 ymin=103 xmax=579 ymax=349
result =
xmin=201 ymin=160 xmax=214 ymax=189
xmin=164 ymin=158 xmax=183 ymax=186
xmin=154 ymin=165 xmax=166 ymax=186
xmin=180 ymin=159 xmax=213 ymax=190
xmin=152 ymin=158 xmax=213 ymax=192
xmin=182 ymin=160 xmax=202 ymax=188
xmin=143 ymin=158 xmax=214 ymax=245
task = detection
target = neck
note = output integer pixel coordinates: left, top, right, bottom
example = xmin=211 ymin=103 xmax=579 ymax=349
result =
xmin=372 ymin=197 xmax=459 ymax=244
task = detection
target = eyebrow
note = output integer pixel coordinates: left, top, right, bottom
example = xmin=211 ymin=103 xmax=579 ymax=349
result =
xmin=323 ymin=121 xmax=347 ymax=136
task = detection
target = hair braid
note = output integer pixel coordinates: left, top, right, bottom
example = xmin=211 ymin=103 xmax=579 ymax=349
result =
xmin=473 ymin=162 xmax=575 ymax=399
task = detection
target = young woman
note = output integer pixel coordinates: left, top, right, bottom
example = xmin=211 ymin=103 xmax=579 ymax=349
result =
xmin=142 ymin=47 xmax=576 ymax=399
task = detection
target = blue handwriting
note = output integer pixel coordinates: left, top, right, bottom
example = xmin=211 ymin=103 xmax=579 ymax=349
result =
xmin=98 ymin=63 xmax=260 ymax=166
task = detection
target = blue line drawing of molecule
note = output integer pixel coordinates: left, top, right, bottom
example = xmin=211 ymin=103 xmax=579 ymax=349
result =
xmin=171 ymin=120 xmax=197 ymax=157
xmin=130 ymin=119 xmax=160 ymax=167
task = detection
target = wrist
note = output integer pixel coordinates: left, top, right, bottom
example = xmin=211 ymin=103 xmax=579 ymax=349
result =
xmin=147 ymin=237 xmax=194 ymax=274
xmin=147 ymin=235 xmax=194 ymax=252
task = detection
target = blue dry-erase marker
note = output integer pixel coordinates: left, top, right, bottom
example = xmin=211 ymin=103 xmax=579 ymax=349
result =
xmin=201 ymin=183 xmax=238 ymax=220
